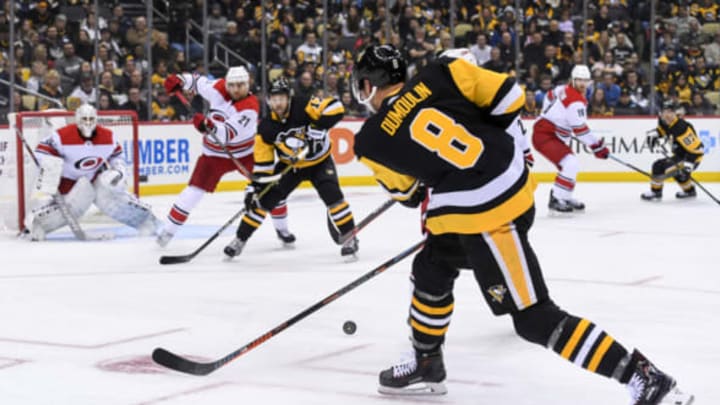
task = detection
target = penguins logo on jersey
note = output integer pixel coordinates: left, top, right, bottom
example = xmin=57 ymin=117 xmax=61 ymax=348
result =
xmin=74 ymin=156 xmax=105 ymax=171
xmin=488 ymin=285 xmax=508 ymax=304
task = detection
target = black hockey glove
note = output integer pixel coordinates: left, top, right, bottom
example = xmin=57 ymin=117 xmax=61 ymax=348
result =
xmin=244 ymin=183 xmax=262 ymax=212
xmin=399 ymin=183 xmax=427 ymax=208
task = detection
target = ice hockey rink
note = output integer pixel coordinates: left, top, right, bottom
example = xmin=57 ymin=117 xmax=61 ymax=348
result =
xmin=0 ymin=182 xmax=718 ymax=405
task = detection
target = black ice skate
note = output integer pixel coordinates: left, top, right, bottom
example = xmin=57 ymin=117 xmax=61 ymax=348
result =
xmin=626 ymin=350 xmax=694 ymax=405
xmin=641 ymin=190 xmax=663 ymax=201
xmin=378 ymin=350 xmax=447 ymax=395
xmin=675 ymin=187 xmax=696 ymax=199
xmin=276 ymin=230 xmax=296 ymax=246
xmin=340 ymin=237 xmax=359 ymax=259
xmin=566 ymin=197 xmax=585 ymax=211
xmin=223 ymin=238 xmax=246 ymax=258
xmin=548 ymin=191 xmax=573 ymax=213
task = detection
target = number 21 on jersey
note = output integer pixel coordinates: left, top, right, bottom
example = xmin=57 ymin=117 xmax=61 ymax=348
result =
xmin=409 ymin=108 xmax=484 ymax=169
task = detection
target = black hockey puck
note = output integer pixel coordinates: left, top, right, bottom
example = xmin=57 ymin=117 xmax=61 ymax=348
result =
xmin=343 ymin=320 xmax=357 ymax=335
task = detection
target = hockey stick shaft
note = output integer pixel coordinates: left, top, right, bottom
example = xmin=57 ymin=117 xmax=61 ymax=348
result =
xmin=152 ymin=239 xmax=425 ymax=375
xmin=15 ymin=125 xmax=90 ymax=240
xmin=657 ymin=143 xmax=720 ymax=205
xmin=175 ymin=91 xmax=254 ymax=179
xmin=336 ymin=199 xmax=396 ymax=245
xmin=158 ymin=163 xmax=295 ymax=265
xmin=607 ymin=154 xmax=652 ymax=177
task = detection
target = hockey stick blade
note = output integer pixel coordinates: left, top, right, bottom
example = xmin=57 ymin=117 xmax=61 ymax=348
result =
xmin=152 ymin=348 xmax=217 ymax=376
xmin=152 ymin=240 xmax=424 ymax=375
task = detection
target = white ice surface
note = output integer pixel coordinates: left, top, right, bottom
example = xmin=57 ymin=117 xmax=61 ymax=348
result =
xmin=1 ymin=183 xmax=718 ymax=405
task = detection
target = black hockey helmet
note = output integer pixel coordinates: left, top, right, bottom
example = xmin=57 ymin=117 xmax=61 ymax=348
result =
xmin=269 ymin=76 xmax=291 ymax=95
xmin=661 ymin=99 xmax=677 ymax=111
xmin=352 ymin=44 xmax=406 ymax=111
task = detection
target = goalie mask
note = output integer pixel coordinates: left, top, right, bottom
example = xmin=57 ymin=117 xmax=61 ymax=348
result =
xmin=75 ymin=104 xmax=97 ymax=139
xmin=352 ymin=44 xmax=407 ymax=113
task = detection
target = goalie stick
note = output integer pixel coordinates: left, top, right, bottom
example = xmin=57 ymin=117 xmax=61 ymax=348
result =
xmin=15 ymin=121 xmax=113 ymax=241
xmin=158 ymin=148 xmax=307 ymax=265
xmin=327 ymin=199 xmax=397 ymax=245
xmin=152 ymin=239 xmax=425 ymax=375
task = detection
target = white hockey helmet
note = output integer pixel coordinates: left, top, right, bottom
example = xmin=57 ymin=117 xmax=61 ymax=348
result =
xmin=439 ymin=48 xmax=478 ymax=66
xmin=571 ymin=64 xmax=591 ymax=81
xmin=75 ymin=104 xmax=97 ymax=139
xmin=225 ymin=66 xmax=249 ymax=85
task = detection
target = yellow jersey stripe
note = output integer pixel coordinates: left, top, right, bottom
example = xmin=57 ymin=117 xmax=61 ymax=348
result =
xmin=425 ymin=174 xmax=536 ymax=234
xmin=587 ymin=335 xmax=615 ymax=372
xmin=489 ymin=226 xmax=533 ymax=308
xmin=359 ymin=157 xmax=418 ymax=200
xmin=242 ymin=215 xmax=261 ymax=228
xmin=411 ymin=296 xmax=454 ymax=315
xmin=253 ymin=134 xmax=275 ymax=166
xmin=410 ymin=319 xmax=450 ymax=336
xmin=560 ymin=319 xmax=591 ymax=360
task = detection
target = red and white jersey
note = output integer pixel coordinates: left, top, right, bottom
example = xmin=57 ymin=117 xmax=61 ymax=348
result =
xmin=537 ymin=84 xmax=599 ymax=146
xmin=35 ymin=124 xmax=123 ymax=181
xmin=180 ymin=73 xmax=258 ymax=158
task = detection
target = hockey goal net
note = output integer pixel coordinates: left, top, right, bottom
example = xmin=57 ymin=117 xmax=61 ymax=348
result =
xmin=0 ymin=110 xmax=139 ymax=231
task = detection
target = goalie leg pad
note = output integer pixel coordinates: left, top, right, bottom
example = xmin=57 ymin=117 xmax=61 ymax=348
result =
xmin=25 ymin=177 xmax=95 ymax=236
xmin=94 ymin=184 xmax=157 ymax=229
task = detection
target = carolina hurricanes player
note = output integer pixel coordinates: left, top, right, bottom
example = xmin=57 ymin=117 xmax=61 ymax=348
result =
xmin=532 ymin=65 xmax=610 ymax=213
xmin=156 ymin=66 xmax=295 ymax=247
xmin=25 ymin=104 xmax=160 ymax=240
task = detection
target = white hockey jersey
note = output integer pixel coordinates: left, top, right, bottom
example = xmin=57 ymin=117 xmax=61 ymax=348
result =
xmin=180 ymin=73 xmax=258 ymax=158
xmin=36 ymin=124 xmax=123 ymax=181
xmin=537 ymin=84 xmax=599 ymax=146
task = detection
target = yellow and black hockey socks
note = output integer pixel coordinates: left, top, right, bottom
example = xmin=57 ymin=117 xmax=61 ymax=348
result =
xmin=328 ymin=200 xmax=355 ymax=235
xmin=410 ymin=289 xmax=454 ymax=352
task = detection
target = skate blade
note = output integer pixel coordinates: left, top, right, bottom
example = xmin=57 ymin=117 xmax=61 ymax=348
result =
xmin=342 ymin=254 xmax=358 ymax=263
xmin=548 ymin=209 xmax=574 ymax=218
xmin=663 ymin=388 xmax=694 ymax=405
xmin=281 ymin=242 xmax=296 ymax=249
xmin=378 ymin=382 xmax=447 ymax=396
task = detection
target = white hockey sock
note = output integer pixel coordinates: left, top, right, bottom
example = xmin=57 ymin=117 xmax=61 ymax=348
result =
xmin=165 ymin=185 xmax=205 ymax=234
xmin=553 ymin=154 xmax=579 ymax=200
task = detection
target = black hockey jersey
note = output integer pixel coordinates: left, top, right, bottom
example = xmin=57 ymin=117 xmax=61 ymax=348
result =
xmin=354 ymin=58 xmax=536 ymax=235
xmin=253 ymin=95 xmax=345 ymax=173
xmin=656 ymin=117 xmax=704 ymax=164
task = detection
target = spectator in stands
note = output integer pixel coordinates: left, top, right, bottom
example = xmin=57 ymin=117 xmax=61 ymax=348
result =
xmin=120 ymin=56 xmax=138 ymax=93
xmin=97 ymin=92 xmax=115 ymax=111
xmin=91 ymin=44 xmax=115 ymax=73
xmin=325 ymin=70 xmax=342 ymax=100
xmin=407 ymin=26 xmax=435 ymax=71
xmin=338 ymin=4 xmax=367 ymax=38
xmin=522 ymin=31 xmax=545 ymax=70
xmin=666 ymin=3 xmax=699 ymax=37
xmin=522 ymin=88 xmax=539 ymax=117
xmin=26 ymin=60 xmax=47 ymax=93
xmin=680 ymin=18 xmax=706 ymax=51
xmin=436 ymin=31 xmax=454 ymax=55
xmin=696 ymin=0 xmax=719 ymax=23
xmin=611 ymin=32 xmax=634 ymax=66
xmin=673 ymin=73 xmax=693 ymax=108
xmin=558 ymin=9 xmax=574 ymax=34
xmin=53 ymin=13 xmax=67 ymax=39
xmin=296 ymin=31 xmax=323 ymax=66
xmin=29 ymin=1 xmax=52 ymax=34
xmin=54 ymin=40 xmax=84 ymax=83
xmin=38 ymin=69 xmax=63 ymax=109
xmin=43 ymin=25 xmax=63 ymax=61
xmin=152 ymin=88 xmax=176 ymax=121
xmin=540 ymin=44 xmax=560 ymax=79
xmin=470 ymin=32 xmax=491 ymax=66
xmin=341 ymin=90 xmax=365 ymax=117
xmin=688 ymin=91 xmax=716 ymax=115
xmin=294 ymin=71 xmax=315 ymax=99
xmin=81 ymin=11 xmax=106 ymax=41
xmin=534 ymin=74 xmax=553 ymax=106
xmin=76 ymin=29 xmax=94 ymax=62
xmin=106 ymin=19 xmax=127 ymax=58
xmin=614 ymin=88 xmax=641 ymax=116
xmin=546 ymin=19 xmax=563 ymax=47
xmin=111 ymin=5 xmax=133 ymax=37
xmin=120 ymin=87 xmax=149 ymax=121
xmin=688 ymin=56 xmax=718 ymax=91
xmin=594 ymin=5 xmax=612 ymax=32
xmin=68 ymin=72 xmax=97 ymax=107
xmin=207 ymin=3 xmax=228 ymax=37
xmin=593 ymin=51 xmax=623 ymax=78
xmin=152 ymin=32 xmax=174 ymax=67
xmin=126 ymin=16 xmax=159 ymax=49
xmin=623 ymin=70 xmax=650 ymax=111
xmin=327 ymin=33 xmax=352 ymax=67
xmin=151 ymin=60 xmax=169 ymax=88
xmin=588 ymin=87 xmax=613 ymax=116
xmin=597 ymin=72 xmax=622 ymax=107
xmin=498 ymin=31 xmax=515 ymax=69
xmin=703 ymin=32 xmax=720 ymax=66
xmin=483 ymin=46 xmax=508 ymax=73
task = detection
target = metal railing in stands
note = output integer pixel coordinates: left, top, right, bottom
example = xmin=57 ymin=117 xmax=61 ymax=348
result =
xmin=213 ymin=42 xmax=251 ymax=71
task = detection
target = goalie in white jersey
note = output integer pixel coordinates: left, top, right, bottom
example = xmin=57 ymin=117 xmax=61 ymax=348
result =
xmin=25 ymin=104 xmax=161 ymax=240
xmin=156 ymin=66 xmax=295 ymax=247
xmin=532 ymin=65 xmax=610 ymax=213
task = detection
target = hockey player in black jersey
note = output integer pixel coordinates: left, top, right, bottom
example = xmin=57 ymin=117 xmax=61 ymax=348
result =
xmin=351 ymin=44 xmax=693 ymax=404
xmin=223 ymin=77 xmax=358 ymax=258
xmin=642 ymin=100 xmax=704 ymax=201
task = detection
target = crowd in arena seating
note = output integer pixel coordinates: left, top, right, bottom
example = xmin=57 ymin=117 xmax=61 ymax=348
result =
xmin=1 ymin=0 xmax=719 ymax=123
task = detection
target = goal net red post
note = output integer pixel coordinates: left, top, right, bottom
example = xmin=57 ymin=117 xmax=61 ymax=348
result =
xmin=0 ymin=110 xmax=140 ymax=231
